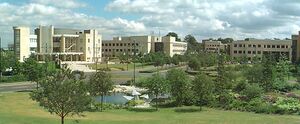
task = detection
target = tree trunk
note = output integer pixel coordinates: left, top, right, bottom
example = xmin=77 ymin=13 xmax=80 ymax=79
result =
xmin=101 ymin=95 xmax=104 ymax=112
xmin=61 ymin=116 xmax=64 ymax=124
xmin=155 ymin=94 xmax=158 ymax=111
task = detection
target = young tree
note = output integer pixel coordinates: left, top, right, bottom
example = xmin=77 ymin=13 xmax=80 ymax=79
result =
xmin=140 ymin=73 xmax=167 ymax=110
xmin=88 ymin=71 xmax=114 ymax=112
xmin=166 ymin=69 xmax=191 ymax=106
xmin=30 ymin=69 xmax=91 ymax=124
xmin=192 ymin=73 xmax=214 ymax=108
xmin=23 ymin=56 xmax=41 ymax=89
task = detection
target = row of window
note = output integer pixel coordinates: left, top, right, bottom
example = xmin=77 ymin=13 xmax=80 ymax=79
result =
xmin=233 ymin=44 xmax=289 ymax=48
xmin=102 ymin=49 xmax=139 ymax=52
xmin=206 ymin=45 xmax=220 ymax=47
xmin=233 ymin=50 xmax=262 ymax=54
xmin=102 ymin=43 xmax=139 ymax=47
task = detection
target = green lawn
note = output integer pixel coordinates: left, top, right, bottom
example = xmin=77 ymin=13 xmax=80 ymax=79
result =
xmin=0 ymin=92 xmax=299 ymax=124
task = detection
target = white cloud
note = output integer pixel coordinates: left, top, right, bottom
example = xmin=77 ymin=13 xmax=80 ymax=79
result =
xmin=31 ymin=0 xmax=85 ymax=8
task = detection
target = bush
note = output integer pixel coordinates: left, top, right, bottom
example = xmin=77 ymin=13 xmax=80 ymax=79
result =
xmin=0 ymin=74 xmax=27 ymax=83
xmin=126 ymin=100 xmax=145 ymax=107
xmin=241 ymin=84 xmax=263 ymax=101
xmin=174 ymin=106 xmax=201 ymax=113
xmin=233 ymin=81 xmax=247 ymax=93
xmin=273 ymin=97 xmax=300 ymax=114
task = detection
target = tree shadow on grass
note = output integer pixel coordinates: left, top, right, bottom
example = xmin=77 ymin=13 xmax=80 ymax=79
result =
xmin=174 ymin=107 xmax=202 ymax=113
xmin=127 ymin=107 xmax=158 ymax=112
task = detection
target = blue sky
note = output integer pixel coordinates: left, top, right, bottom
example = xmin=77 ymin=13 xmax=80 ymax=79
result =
xmin=1 ymin=0 xmax=300 ymax=47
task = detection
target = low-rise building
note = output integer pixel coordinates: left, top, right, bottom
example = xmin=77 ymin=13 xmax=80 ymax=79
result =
xmin=203 ymin=40 xmax=226 ymax=53
xmin=102 ymin=35 xmax=187 ymax=58
xmin=230 ymin=38 xmax=292 ymax=61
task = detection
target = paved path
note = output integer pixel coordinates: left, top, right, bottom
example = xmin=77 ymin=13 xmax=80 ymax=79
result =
xmin=0 ymin=82 xmax=35 ymax=92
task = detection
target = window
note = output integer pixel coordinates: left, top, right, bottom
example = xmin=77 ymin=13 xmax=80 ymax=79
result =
xmin=267 ymin=45 xmax=270 ymax=48
xmin=253 ymin=45 xmax=256 ymax=48
xmin=234 ymin=50 xmax=237 ymax=54
xmin=109 ymin=43 xmax=111 ymax=46
xmin=113 ymin=43 xmax=115 ymax=46
xmin=105 ymin=43 xmax=108 ymax=46
xmin=281 ymin=45 xmax=285 ymax=48
xmin=286 ymin=45 xmax=288 ymax=48
xmin=234 ymin=44 xmax=237 ymax=47
xmin=238 ymin=51 xmax=242 ymax=54
xmin=248 ymin=51 xmax=251 ymax=54
xmin=239 ymin=44 xmax=243 ymax=47
xmin=253 ymin=51 xmax=256 ymax=54
xmin=128 ymin=49 xmax=131 ymax=51
xmin=120 ymin=43 xmax=123 ymax=46
xmin=98 ymin=39 xmax=100 ymax=44
xmin=243 ymin=51 xmax=245 ymax=54
xmin=116 ymin=49 xmax=119 ymax=52
xmin=116 ymin=43 xmax=119 ymax=46
xmin=277 ymin=45 xmax=280 ymax=48
xmin=272 ymin=45 xmax=275 ymax=48
xmin=105 ymin=49 xmax=108 ymax=52
xmin=248 ymin=44 xmax=251 ymax=47
xmin=120 ymin=49 xmax=123 ymax=52
xmin=102 ymin=43 xmax=104 ymax=46
xmin=88 ymin=47 xmax=90 ymax=51
xmin=258 ymin=44 xmax=261 ymax=48
xmin=128 ymin=43 xmax=130 ymax=46
xmin=258 ymin=51 xmax=261 ymax=54
xmin=88 ymin=39 xmax=90 ymax=43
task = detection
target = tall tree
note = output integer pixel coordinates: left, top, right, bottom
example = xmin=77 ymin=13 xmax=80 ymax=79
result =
xmin=166 ymin=69 xmax=191 ymax=106
xmin=261 ymin=54 xmax=277 ymax=91
xmin=88 ymin=71 xmax=114 ymax=112
xmin=140 ymin=73 xmax=168 ymax=110
xmin=192 ymin=73 xmax=214 ymax=108
xmin=30 ymin=69 xmax=91 ymax=124
xmin=184 ymin=35 xmax=199 ymax=53
xmin=166 ymin=32 xmax=181 ymax=41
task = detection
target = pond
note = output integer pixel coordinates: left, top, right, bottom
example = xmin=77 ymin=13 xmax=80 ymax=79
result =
xmin=95 ymin=93 xmax=129 ymax=104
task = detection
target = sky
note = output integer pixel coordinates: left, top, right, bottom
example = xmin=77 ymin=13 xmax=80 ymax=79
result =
xmin=1 ymin=0 xmax=300 ymax=47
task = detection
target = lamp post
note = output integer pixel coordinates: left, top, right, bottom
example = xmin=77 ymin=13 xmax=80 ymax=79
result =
xmin=133 ymin=40 xmax=136 ymax=86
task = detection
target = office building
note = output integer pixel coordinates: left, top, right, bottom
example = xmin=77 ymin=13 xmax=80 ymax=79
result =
xmin=13 ymin=26 xmax=37 ymax=62
xmin=230 ymin=38 xmax=292 ymax=61
xmin=292 ymin=31 xmax=300 ymax=62
xmin=102 ymin=35 xmax=187 ymax=58
xmin=34 ymin=25 xmax=102 ymax=62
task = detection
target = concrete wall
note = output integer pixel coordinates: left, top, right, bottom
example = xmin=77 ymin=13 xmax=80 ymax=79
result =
xmin=13 ymin=26 xmax=30 ymax=62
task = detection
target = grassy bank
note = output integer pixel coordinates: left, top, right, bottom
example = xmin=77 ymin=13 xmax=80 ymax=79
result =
xmin=0 ymin=92 xmax=299 ymax=124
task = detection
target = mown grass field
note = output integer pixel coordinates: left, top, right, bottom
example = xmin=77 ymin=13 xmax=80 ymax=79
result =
xmin=0 ymin=92 xmax=299 ymax=124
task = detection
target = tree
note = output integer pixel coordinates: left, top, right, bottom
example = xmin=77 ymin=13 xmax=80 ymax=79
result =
xmin=261 ymin=54 xmax=277 ymax=91
xmin=188 ymin=57 xmax=201 ymax=71
xmin=166 ymin=32 xmax=181 ymax=41
xmin=166 ymin=69 xmax=191 ymax=106
xmin=88 ymin=71 xmax=114 ymax=112
xmin=192 ymin=73 xmax=214 ymax=107
xmin=23 ymin=56 xmax=41 ymax=89
xmin=184 ymin=35 xmax=200 ymax=53
xmin=0 ymin=50 xmax=8 ymax=78
xmin=141 ymin=73 xmax=167 ymax=110
xmin=30 ymin=69 xmax=91 ymax=124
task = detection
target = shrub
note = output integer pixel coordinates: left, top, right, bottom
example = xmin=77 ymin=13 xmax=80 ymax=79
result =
xmin=241 ymin=84 xmax=263 ymax=101
xmin=233 ymin=81 xmax=247 ymax=93
xmin=273 ymin=97 xmax=300 ymax=114
xmin=126 ymin=100 xmax=145 ymax=107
